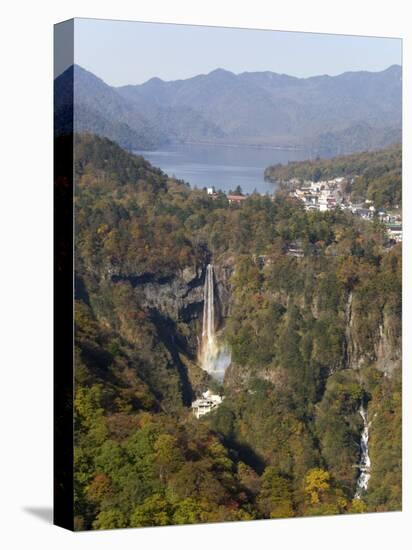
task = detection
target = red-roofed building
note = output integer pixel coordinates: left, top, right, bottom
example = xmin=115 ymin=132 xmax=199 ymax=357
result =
xmin=227 ymin=194 xmax=247 ymax=205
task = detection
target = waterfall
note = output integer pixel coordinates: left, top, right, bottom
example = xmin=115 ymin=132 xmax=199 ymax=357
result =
xmin=202 ymin=264 xmax=216 ymax=352
xmin=355 ymin=403 xmax=371 ymax=498
xmin=199 ymin=264 xmax=231 ymax=381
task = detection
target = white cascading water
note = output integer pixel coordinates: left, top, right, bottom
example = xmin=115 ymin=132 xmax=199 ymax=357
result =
xmin=203 ymin=264 xmax=215 ymax=355
xmin=355 ymin=403 xmax=371 ymax=498
xmin=200 ymin=264 xmax=231 ymax=381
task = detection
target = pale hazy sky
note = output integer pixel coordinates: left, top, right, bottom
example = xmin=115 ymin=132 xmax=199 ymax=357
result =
xmin=67 ymin=17 xmax=402 ymax=86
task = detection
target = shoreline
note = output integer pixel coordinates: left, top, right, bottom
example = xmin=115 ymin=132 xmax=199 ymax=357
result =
xmin=136 ymin=140 xmax=307 ymax=153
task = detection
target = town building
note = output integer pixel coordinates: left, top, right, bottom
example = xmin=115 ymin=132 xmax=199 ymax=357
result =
xmin=387 ymin=224 xmax=402 ymax=243
xmin=227 ymin=194 xmax=247 ymax=205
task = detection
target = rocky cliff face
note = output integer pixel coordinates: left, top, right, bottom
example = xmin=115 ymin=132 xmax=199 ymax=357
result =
xmin=213 ymin=262 xmax=234 ymax=321
xmin=374 ymin=313 xmax=401 ymax=375
xmin=108 ymin=260 xmax=233 ymax=322
xmin=117 ymin=267 xmax=205 ymax=322
xmin=111 ymin=260 xmax=233 ymax=322
xmin=345 ymin=291 xmax=401 ymax=376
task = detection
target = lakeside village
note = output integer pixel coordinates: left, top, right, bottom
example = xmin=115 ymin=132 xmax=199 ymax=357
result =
xmin=206 ymin=177 xmax=402 ymax=245
xmin=289 ymin=177 xmax=402 ymax=243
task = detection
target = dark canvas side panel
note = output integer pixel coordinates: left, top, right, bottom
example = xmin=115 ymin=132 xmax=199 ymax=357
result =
xmin=53 ymin=18 xmax=74 ymax=532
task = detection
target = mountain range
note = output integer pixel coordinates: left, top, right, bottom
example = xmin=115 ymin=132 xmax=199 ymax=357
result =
xmin=55 ymin=64 xmax=402 ymax=156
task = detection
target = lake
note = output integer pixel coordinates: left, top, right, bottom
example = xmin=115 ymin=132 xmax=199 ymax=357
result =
xmin=134 ymin=143 xmax=310 ymax=195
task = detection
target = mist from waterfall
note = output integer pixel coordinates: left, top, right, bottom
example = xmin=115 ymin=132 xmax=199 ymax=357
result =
xmin=199 ymin=264 xmax=231 ymax=381
xmin=355 ymin=403 xmax=371 ymax=499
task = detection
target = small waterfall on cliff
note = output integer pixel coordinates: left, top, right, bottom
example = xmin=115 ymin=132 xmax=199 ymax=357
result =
xmin=355 ymin=403 xmax=371 ymax=498
xmin=199 ymin=264 xmax=231 ymax=381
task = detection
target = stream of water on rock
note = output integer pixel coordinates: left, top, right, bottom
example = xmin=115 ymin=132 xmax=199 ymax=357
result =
xmin=355 ymin=403 xmax=371 ymax=498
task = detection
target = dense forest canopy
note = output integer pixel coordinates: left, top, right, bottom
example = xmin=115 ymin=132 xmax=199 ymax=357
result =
xmin=264 ymin=143 xmax=402 ymax=209
xmin=70 ymin=134 xmax=401 ymax=530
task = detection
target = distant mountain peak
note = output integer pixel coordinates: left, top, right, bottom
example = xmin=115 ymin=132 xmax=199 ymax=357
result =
xmin=146 ymin=76 xmax=164 ymax=85
xmin=207 ymin=68 xmax=235 ymax=77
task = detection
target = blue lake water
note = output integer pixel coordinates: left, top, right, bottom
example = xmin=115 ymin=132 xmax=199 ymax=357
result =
xmin=135 ymin=143 xmax=310 ymax=195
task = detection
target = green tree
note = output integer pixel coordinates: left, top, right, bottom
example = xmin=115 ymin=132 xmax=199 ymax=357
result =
xmin=154 ymin=434 xmax=184 ymax=483
xmin=172 ymin=498 xmax=209 ymax=525
xmin=93 ymin=509 xmax=127 ymax=530
xmin=257 ymin=467 xmax=294 ymax=518
xmin=130 ymin=495 xmax=172 ymax=527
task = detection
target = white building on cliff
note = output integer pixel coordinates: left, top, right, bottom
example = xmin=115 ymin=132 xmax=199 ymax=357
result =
xmin=192 ymin=390 xmax=224 ymax=419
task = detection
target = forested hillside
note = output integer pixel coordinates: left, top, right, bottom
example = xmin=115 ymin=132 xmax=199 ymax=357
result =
xmin=265 ymin=143 xmax=402 ymax=208
xmin=55 ymin=65 xmax=163 ymax=150
xmin=71 ymin=134 xmax=401 ymax=530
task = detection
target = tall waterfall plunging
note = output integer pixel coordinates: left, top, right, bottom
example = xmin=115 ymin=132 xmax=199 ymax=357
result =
xmin=355 ymin=403 xmax=371 ymax=498
xmin=199 ymin=264 xmax=231 ymax=381
xmin=202 ymin=264 xmax=216 ymax=356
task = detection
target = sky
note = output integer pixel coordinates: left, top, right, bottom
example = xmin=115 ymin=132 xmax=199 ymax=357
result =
xmin=62 ymin=17 xmax=402 ymax=86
